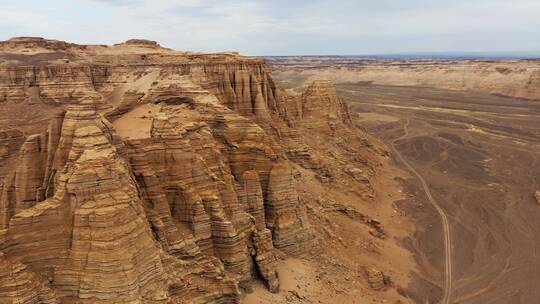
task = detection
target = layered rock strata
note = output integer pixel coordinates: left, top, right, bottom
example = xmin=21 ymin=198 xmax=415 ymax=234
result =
xmin=0 ymin=101 xmax=242 ymax=303
xmin=0 ymin=38 xmax=369 ymax=303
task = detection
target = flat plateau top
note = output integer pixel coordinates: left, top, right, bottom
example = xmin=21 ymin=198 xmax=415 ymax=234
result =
xmin=0 ymin=37 xmax=259 ymax=67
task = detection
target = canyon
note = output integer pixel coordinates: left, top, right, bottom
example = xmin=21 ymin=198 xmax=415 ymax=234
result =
xmin=0 ymin=38 xmax=418 ymax=304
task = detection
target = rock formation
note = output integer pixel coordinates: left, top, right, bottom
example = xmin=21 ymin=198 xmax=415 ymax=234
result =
xmin=0 ymin=37 xmax=394 ymax=303
xmin=0 ymin=252 xmax=58 ymax=303
xmin=0 ymin=38 xmax=363 ymax=303
xmin=366 ymin=268 xmax=389 ymax=291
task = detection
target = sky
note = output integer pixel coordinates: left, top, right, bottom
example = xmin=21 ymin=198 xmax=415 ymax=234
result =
xmin=1 ymin=0 xmax=539 ymax=56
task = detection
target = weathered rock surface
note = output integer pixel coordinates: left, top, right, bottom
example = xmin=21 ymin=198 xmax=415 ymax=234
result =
xmin=0 ymin=252 xmax=58 ymax=304
xmin=1 ymin=99 xmax=241 ymax=303
xmin=0 ymin=129 xmax=24 ymax=161
xmin=0 ymin=38 xmax=388 ymax=303
xmin=366 ymin=268 xmax=389 ymax=291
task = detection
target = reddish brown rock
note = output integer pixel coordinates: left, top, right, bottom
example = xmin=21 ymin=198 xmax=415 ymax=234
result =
xmin=0 ymin=101 xmax=241 ymax=303
xmin=0 ymin=38 xmax=371 ymax=303
xmin=0 ymin=253 xmax=57 ymax=304
xmin=266 ymin=162 xmax=318 ymax=255
xmin=366 ymin=268 xmax=388 ymax=290
xmin=0 ymin=129 xmax=24 ymax=161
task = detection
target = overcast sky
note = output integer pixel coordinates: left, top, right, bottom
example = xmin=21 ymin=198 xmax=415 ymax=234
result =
xmin=1 ymin=0 xmax=539 ymax=55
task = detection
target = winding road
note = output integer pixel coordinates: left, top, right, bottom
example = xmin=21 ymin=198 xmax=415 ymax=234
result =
xmin=391 ymin=119 xmax=453 ymax=304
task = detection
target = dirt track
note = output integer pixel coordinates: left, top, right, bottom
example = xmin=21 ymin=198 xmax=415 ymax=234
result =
xmin=341 ymin=84 xmax=540 ymax=304
xmin=391 ymin=119 xmax=453 ymax=304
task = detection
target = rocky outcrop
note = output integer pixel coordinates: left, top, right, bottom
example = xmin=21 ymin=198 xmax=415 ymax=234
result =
xmin=0 ymin=100 xmax=242 ymax=303
xmin=2 ymin=103 xmax=168 ymax=302
xmin=296 ymin=80 xmax=352 ymax=129
xmin=266 ymin=162 xmax=317 ymax=254
xmin=366 ymin=268 xmax=390 ymax=290
xmin=535 ymin=189 xmax=540 ymax=205
xmin=0 ymin=38 xmax=377 ymax=303
xmin=0 ymin=37 xmax=84 ymax=51
xmin=239 ymin=170 xmax=280 ymax=292
xmin=122 ymin=39 xmax=161 ymax=47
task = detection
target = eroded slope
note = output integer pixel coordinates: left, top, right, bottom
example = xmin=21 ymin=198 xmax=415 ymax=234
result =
xmin=0 ymin=38 xmax=416 ymax=304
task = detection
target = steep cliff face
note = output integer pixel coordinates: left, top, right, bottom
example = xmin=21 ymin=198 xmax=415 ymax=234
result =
xmin=0 ymin=38 xmax=405 ymax=304
xmin=0 ymin=38 xmax=321 ymax=303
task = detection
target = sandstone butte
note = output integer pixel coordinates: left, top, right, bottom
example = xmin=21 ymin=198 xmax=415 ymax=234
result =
xmin=0 ymin=37 xmax=405 ymax=303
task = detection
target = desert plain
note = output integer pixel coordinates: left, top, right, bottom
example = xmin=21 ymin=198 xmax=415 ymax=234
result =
xmin=270 ymin=56 xmax=540 ymax=304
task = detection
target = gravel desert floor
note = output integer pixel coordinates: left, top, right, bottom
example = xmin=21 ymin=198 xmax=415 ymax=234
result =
xmin=338 ymin=84 xmax=540 ymax=304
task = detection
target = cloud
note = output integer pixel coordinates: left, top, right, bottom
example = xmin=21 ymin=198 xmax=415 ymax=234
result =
xmin=0 ymin=0 xmax=539 ymax=55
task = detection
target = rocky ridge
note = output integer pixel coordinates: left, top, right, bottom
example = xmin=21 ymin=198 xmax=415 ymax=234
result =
xmin=268 ymin=56 xmax=540 ymax=101
xmin=0 ymin=38 xmax=409 ymax=303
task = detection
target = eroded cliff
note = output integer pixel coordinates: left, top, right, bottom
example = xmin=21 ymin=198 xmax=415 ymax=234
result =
xmin=0 ymin=38 xmax=414 ymax=304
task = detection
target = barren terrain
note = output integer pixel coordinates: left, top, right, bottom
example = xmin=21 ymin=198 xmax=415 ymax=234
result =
xmin=339 ymin=84 xmax=540 ymax=303
xmin=271 ymin=57 xmax=540 ymax=302
xmin=267 ymin=56 xmax=540 ymax=101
